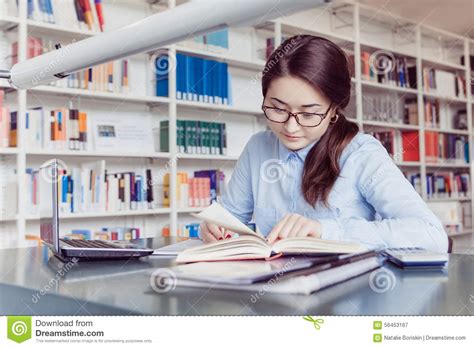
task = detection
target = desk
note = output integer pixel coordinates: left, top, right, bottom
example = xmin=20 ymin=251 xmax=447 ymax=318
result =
xmin=0 ymin=238 xmax=473 ymax=315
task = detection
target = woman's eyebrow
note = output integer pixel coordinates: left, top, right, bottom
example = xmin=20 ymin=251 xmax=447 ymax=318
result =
xmin=270 ymin=97 xmax=321 ymax=107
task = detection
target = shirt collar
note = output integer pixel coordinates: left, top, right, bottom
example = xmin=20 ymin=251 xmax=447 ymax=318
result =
xmin=278 ymin=137 xmax=320 ymax=162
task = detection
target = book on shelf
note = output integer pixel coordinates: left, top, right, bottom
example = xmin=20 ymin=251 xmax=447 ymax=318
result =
xmin=422 ymin=67 xmax=466 ymax=98
xmin=426 ymin=172 xmax=470 ymax=199
xmin=401 ymin=131 xmax=420 ymax=162
xmin=400 ymin=131 xmax=469 ymax=164
xmin=423 ymin=98 xmax=467 ymax=130
xmin=161 ymin=223 xmax=201 ymax=238
xmin=403 ymin=98 xmax=418 ymax=125
xmin=360 ymin=50 xmax=416 ymax=89
xmin=18 ymin=0 xmax=106 ymax=32
xmin=0 ymin=94 xmax=16 ymax=148
xmin=404 ymin=172 xmax=422 ymax=196
xmin=178 ymin=28 xmax=229 ymax=53
xmin=425 ymin=131 xmax=469 ymax=164
xmin=160 ymin=119 xmax=227 ymax=155
xmin=157 ymin=53 xmax=231 ymax=105
xmin=63 ymin=227 xmax=141 ymax=241
xmin=26 ymin=161 xmax=164 ymax=215
xmin=25 ymin=107 xmax=88 ymax=151
xmin=175 ymin=202 xmax=367 ymax=263
xmin=12 ymin=36 xmax=128 ymax=92
xmin=163 ymin=170 xmax=225 ymax=209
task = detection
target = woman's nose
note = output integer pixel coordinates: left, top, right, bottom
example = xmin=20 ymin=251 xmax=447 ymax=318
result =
xmin=285 ymin=114 xmax=300 ymax=132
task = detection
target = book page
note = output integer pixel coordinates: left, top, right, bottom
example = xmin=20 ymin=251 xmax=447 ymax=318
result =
xmin=190 ymin=202 xmax=266 ymax=240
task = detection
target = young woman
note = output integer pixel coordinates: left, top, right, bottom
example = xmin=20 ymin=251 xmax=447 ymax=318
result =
xmin=200 ymin=35 xmax=448 ymax=253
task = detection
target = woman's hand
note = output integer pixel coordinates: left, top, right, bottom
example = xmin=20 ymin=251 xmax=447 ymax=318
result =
xmin=267 ymin=213 xmax=322 ymax=244
xmin=199 ymin=222 xmax=234 ymax=243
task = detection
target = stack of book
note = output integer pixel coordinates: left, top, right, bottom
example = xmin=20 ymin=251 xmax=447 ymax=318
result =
xmin=0 ymin=157 xmax=17 ymax=219
xmin=426 ymin=172 xmax=470 ymax=199
xmin=179 ymin=29 xmax=229 ymax=53
xmin=401 ymin=131 xmax=469 ymax=164
xmin=360 ymin=50 xmax=416 ymax=89
xmin=0 ymin=91 xmax=16 ymax=148
xmin=24 ymin=0 xmax=106 ymax=32
xmin=26 ymin=161 xmax=164 ymax=215
xmin=163 ymin=170 xmax=226 ymax=209
xmin=25 ymin=107 xmax=88 ymax=151
xmin=12 ymin=36 xmax=128 ymax=92
xmin=156 ymin=53 xmax=230 ymax=105
xmin=160 ymin=119 xmax=227 ymax=155
xmin=422 ymin=68 xmax=466 ymax=98
xmin=63 ymin=227 xmax=141 ymax=241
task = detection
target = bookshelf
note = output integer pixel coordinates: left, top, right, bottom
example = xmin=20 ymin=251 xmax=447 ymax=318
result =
xmin=1 ymin=0 xmax=473 ymax=247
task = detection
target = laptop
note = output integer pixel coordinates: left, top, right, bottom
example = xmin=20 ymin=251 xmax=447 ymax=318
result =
xmin=39 ymin=159 xmax=153 ymax=260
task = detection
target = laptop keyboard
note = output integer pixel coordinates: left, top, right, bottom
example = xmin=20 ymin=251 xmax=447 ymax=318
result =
xmin=60 ymin=239 xmax=121 ymax=249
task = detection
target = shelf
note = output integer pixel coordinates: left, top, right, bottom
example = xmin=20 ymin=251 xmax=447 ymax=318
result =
xmin=427 ymin=197 xmax=471 ymax=202
xmin=395 ymin=161 xmax=421 ymax=167
xmin=178 ymin=153 xmax=240 ymax=161
xmin=174 ymin=45 xmax=265 ymax=71
xmin=176 ymin=99 xmax=261 ymax=115
xmin=363 ymin=120 xmax=419 ymax=130
xmin=423 ymin=91 xmax=468 ymax=103
xmin=26 ymin=19 xmax=98 ymax=38
xmin=360 ymin=79 xmax=417 ymax=94
xmin=0 ymin=16 xmax=19 ymax=29
xmin=447 ymin=229 xmax=473 ymax=237
xmin=29 ymin=85 xmax=168 ymax=104
xmin=25 ymin=149 xmax=170 ymax=159
xmin=359 ymin=40 xmax=417 ymax=59
xmin=177 ymin=207 xmax=206 ymax=213
xmin=424 ymin=128 xmax=470 ymax=135
xmin=279 ymin=22 xmax=354 ymax=45
xmin=422 ymin=57 xmax=466 ymax=72
xmin=0 ymin=148 xmax=18 ymax=155
xmin=425 ymin=163 xmax=470 ymax=169
xmin=25 ymin=208 xmax=171 ymax=221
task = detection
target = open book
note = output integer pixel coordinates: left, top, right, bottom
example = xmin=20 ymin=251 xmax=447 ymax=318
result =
xmin=176 ymin=203 xmax=367 ymax=263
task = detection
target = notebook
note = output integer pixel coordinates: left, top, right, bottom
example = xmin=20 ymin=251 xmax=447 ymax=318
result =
xmin=176 ymin=202 xmax=367 ymax=263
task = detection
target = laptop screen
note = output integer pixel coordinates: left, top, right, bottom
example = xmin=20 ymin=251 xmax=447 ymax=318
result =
xmin=39 ymin=160 xmax=59 ymax=253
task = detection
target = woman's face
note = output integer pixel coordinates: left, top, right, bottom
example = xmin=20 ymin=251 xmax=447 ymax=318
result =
xmin=263 ymin=75 xmax=335 ymax=151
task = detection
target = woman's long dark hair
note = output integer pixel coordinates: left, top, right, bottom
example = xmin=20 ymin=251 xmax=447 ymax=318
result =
xmin=262 ymin=35 xmax=359 ymax=208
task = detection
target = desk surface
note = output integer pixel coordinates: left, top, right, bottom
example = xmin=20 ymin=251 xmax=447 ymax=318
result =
xmin=0 ymin=238 xmax=473 ymax=315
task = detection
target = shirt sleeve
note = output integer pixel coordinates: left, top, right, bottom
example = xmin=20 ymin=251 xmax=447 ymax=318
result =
xmin=220 ymin=137 xmax=255 ymax=224
xmin=318 ymin=139 xmax=449 ymax=253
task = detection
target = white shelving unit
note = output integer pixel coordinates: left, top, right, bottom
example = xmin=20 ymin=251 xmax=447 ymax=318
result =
xmin=1 ymin=0 xmax=473 ymax=246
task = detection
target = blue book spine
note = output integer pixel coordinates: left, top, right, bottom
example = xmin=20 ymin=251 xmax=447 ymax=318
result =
xmin=210 ymin=60 xmax=219 ymax=104
xmin=176 ymin=53 xmax=184 ymax=100
xmin=185 ymin=55 xmax=193 ymax=101
xmin=189 ymin=56 xmax=198 ymax=101
xmin=222 ymin=62 xmax=228 ymax=105
xmin=155 ymin=55 xmax=169 ymax=97
xmin=202 ymin=59 xmax=211 ymax=103
xmin=27 ymin=0 xmax=34 ymax=19
xmin=195 ymin=56 xmax=204 ymax=102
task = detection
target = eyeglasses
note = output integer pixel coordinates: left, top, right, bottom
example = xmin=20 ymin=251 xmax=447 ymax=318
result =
xmin=262 ymin=102 xmax=333 ymax=128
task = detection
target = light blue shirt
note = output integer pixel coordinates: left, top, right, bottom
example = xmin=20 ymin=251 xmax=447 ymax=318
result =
xmin=220 ymin=130 xmax=448 ymax=253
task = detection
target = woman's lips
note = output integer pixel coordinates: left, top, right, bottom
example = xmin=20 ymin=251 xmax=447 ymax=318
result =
xmin=282 ymin=133 xmax=303 ymax=142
